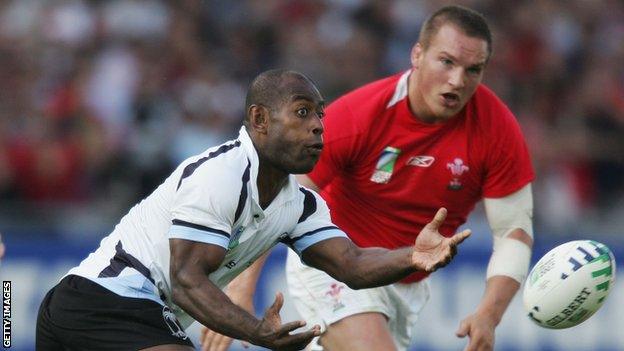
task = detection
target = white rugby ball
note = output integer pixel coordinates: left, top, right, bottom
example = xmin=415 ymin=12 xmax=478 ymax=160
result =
xmin=523 ymin=240 xmax=616 ymax=329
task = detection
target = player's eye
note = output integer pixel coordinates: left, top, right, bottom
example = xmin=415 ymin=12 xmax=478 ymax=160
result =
xmin=467 ymin=66 xmax=482 ymax=75
xmin=296 ymin=107 xmax=309 ymax=118
xmin=441 ymin=58 xmax=453 ymax=66
xmin=317 ymin=110 xmax=325 ymax=119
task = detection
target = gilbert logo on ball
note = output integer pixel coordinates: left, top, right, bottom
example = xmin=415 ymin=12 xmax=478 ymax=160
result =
xmin=523 ymin=240 xmax=616 ymax=329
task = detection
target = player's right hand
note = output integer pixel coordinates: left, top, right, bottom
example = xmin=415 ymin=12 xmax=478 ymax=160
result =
xmin=253 ymin=292 xmax=321 ymax=351
xmin=412 ymin=207 xmax=471 ymax=272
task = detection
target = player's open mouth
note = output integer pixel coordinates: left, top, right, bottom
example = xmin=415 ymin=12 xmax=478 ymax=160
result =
xmin=306 ymin=143 xmax=323 ymax=156
xmin=441 ymin=93 xmax=460 ymax=107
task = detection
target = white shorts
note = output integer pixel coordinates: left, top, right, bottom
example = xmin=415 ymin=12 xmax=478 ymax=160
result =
xmin=285 ymin=249 xmax=430 ymax=351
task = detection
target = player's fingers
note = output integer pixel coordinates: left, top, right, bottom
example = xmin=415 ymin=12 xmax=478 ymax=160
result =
xmin=266 ymin=292 xmax=284 ymax=316
xmin=426 ymin=207 xmax=447 ymax=230
xmin=204 ymin=330 xmax=231 ymax=351
xmin=201 ymin=330 xmax=217 ymax=351
xmin=456 ymin=320 xmax=469 ymax=338
xmin=451 ymin=229 xmax=472 ymax=246
xmin=213 ymin=334 xmax=234 ymax=351
xmin=276 ymin=320 xmax=307 ymax=336
xmin=464 ymin=336 xmax=482 ymax=351
xmin=277 ymin=325 xmax=321 ymax=349
xmin=200 ymin=326 xmax=212 ymax=344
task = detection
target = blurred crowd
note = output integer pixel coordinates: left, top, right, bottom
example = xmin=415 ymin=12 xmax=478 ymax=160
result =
xmin=0 ymin=0 xmax=622 ymax=238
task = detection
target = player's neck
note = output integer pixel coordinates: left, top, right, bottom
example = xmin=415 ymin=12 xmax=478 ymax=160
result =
xmin=256 ymin=160 xmax=289 ymax=209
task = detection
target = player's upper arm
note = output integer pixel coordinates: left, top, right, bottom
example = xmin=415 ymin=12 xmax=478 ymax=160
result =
xmin=481 ymin=93 xmax=534 ymax=198
xmin=170 ymin=239 xmax=227 ymax=279
xmin=283 ymin=188 xmax=348 ymax=257
xmin=300 ymin=237 xmax=359 ymax=281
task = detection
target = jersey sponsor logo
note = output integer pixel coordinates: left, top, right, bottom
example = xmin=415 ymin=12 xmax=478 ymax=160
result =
xmin=228 ymin=226 xmax=245 ymax=250
xmin=446 ymin=158 xmax=469 ymax=190
xmin=162 ymin=306 xmax=188 ymax=340
xmin=407 ymin=155 xmax=435 ymax=167
xmin=370 ymin=146 xmax=401 ymax=184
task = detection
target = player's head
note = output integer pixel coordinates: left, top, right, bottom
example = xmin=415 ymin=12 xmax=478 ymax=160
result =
xmin=244 ymin=69 xmax=325 ymax=174
xmin=409 ymin=5 xmax=491 ymax=122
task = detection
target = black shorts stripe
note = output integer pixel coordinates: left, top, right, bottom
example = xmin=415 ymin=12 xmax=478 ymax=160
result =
xmin=297 ymin=188 xmax=317 ymax=223
xmin=171 ymin=219 xmax=230 ymax=238
xmin=234 ymin=159 xmax=251 ymax=223
xmin=98 ymin=241 xmax=155 ymax=284
xmin=176 ymin=140 xmax=241 ymax=190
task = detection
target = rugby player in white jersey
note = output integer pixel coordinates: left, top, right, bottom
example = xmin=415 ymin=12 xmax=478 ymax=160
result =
xmin=36 ymin=69 xmax=470 ymax=351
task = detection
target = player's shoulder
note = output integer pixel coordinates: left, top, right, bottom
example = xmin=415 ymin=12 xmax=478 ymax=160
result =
xmin=472 ymin=84 xmax=507 ymax=108
xmin=175 ymin=138 xmax=249 ymax=191
xmin=295 ymin=185 xmax=328 ymax=211
xmin=470 ymin=84 xmax=517 ymax=124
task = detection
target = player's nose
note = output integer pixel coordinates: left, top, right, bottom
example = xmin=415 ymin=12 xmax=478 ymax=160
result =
xmin=311 ymin=113 xmax=324 ymax=136
xmin=448 ymin=68 xmax=465 ymax=89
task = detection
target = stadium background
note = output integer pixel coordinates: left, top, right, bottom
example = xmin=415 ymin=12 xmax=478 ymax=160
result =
xmin=0 ymin=0 xmax=622 ymax=350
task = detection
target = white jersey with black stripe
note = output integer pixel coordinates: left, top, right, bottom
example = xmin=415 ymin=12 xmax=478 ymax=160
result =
xmin=67 ymin=126 xmax=347 ymax=327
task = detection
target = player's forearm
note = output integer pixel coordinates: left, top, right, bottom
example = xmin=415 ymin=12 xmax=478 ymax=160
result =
xmin=171 ymin=272 xmax=261 ymax=344
xmin=474 ymin=275 xmax=520 ymax=326
xmin=338 ymin=246 xmax=417 ymax=289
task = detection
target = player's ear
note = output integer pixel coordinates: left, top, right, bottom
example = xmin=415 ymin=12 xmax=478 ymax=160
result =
xmin=248 ymin=104 xmax=269 ymax=134
xmin=411 ymin=43 xmax=422 ymax=69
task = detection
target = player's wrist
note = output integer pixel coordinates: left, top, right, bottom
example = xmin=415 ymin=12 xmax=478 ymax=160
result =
xmin=248 ymin=320 xmax=267 ymax=347
xmin=474 ymin=305 xmax=503 ymax=327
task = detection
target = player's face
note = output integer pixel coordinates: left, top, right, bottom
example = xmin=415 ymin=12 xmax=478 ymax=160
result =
xmin=265 ymin=81 xmax=325 ymax=174
xmin=409 ymin=24 xmax=488 ymax=122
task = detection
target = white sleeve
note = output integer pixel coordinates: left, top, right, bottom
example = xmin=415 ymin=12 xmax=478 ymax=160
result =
xmin=483 ymin=183 xmax=534 ymax=283
xmin=284 ymin=188 xmax=348 ymax=255
xmin=169 ymin=162 xmax=243 ymax=249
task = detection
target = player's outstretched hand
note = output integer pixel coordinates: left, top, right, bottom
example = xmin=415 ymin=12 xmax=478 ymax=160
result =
xmin=253 ymin=292 xmax=321 ymax=351
xmin=412 ymin=208 xmax=471 ymax=272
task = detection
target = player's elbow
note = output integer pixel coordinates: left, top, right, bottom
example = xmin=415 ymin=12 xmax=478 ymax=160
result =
xmin=170 ymin=268 xmax=197 ymax=306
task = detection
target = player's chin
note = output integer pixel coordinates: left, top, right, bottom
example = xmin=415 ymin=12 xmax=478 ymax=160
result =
xmin=291 ymin=157 xmax=319 ymax=174
xmin=434 ymin=108 xmax=460 ymax=121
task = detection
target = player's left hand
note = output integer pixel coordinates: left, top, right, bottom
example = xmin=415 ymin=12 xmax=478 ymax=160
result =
xmin=455 ymin=311 xmax=496 ymax=351
xmin=412 ymin=208 xmax=471 ymax=272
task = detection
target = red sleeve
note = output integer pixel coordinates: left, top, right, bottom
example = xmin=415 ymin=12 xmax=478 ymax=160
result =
xmin=481 ymin=95 xmax=535 ymax=198
xmin=308 ymin=97 xmax=362 ymax=189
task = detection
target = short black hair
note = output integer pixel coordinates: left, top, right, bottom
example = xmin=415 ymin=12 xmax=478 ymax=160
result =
xmin=419 ymin=5 xmax=492 ymax=59
xmin=244 ymin=69 xmax=314 ymax=125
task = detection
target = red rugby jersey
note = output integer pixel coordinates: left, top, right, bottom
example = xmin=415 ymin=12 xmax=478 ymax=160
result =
xmin=309 ymin=71 xmax=535 ymax=283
